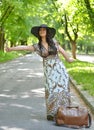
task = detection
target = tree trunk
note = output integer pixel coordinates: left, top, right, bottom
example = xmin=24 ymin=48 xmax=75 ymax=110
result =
xmin=0 ymin=26 xmax=5 ymax=52
xmin=71 ymin=41 xmax=76 ymax=59
xmin=20 ymin=40 xmax=27 ymax=45
xmin=64 ymin=13 xmax=78 ymax=59
xmin=80 ymin=44 xmax=83 ymax=51
xmin=10 ymin=41 xmax=14 ymax=47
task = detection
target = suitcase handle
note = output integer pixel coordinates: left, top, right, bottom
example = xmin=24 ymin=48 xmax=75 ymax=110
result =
xmin=86 ymin=113 xmax=92 ymax=128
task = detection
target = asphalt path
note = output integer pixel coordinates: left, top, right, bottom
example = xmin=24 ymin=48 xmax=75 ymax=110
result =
xmin=77 ymin=54 xmax=94 ymax=63
xmin=0 ymin=53 xmax=93 ymax=130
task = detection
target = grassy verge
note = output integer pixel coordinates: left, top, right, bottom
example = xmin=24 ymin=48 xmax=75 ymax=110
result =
xmin=0 ymin=51 xmax=26 ymax=63
xmin=61 ymin=57 xmax=94 ymax=96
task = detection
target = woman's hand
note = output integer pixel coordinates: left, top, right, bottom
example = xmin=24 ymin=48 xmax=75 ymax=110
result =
xmin=67 ymin=57 xmax=75 ymax=63
xmin=5 ymin=47 xmax=12 ymax=52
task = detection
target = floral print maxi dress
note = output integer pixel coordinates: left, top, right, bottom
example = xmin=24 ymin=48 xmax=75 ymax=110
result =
xmin=33 ymin=43 xmax=70 ymax=117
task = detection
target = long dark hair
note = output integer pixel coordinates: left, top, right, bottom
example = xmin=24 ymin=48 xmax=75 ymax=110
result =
xmin=38 ymin=28 xmax=57 ymax=55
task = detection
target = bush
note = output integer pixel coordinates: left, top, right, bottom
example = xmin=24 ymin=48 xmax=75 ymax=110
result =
xmin=0 ymin=51 xmax=25 ymax=63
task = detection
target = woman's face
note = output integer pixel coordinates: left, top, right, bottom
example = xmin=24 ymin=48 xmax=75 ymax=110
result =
xmin=39 ymin=27 xmax=47 ymax=38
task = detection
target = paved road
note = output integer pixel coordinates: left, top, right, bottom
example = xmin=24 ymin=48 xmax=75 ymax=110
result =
xmin=77 ymin=54 xmax=94 ymax=63
xmin=0 ymin=54 xmax=93 ymax=130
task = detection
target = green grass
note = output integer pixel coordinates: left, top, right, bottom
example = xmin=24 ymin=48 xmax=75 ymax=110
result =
xmin=0 ymin=51 xmax=26 ymax=63
xmin=61 ymin=57 xmax=94 ymax=96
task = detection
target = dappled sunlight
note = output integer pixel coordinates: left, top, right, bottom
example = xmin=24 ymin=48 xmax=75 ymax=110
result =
xmin=58 ymin=0 xmax=70 ymax=8
xmin=16 ymin=67 xmax=44 ymax=79
xmin=65 ymin=59 xmax=94 ymax=96
xmin=0 ymin=53 xmax=56 ymax=130
xmin=17 ymin=68 xmax=31 ymax=71
xmin=31 ymin=88 xmax=44 ymax=94
xmin=67 ymin=66 xmax=94 ymax=73
xmin=31 ymin=88 xmax=45 ymax=97
xmin=0 ymin=126 xmax=25 ymax=130
xmin=17 ymin=62 xmax=24 ymax=65
xmin=20 ymin=92 xmax=31 ymax=99
xmin=0 ymin=93 xmax=17 ymax=99
xmin=2 ymin=70 xmax=7 ymax=72
xmin=3 ymin=89 xmax=10 ymax=92
xmin=10 ymin=104 xmax=32 ymax=110
xmin=31 ymin=119 xmax=40 ymax=122
xmin=16 ymin=79 xmax=26 ymax=82
xmin=26 ymin=72 xmax=43 ymax=78
xmin=0 ymin=103 xmax=6 ymax=108
xmin=0 ymin=86 xmax=45 ymax=100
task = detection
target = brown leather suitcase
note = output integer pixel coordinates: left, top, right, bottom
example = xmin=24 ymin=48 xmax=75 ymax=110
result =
xmin=55 ymin=106 xmax=91 ymax=128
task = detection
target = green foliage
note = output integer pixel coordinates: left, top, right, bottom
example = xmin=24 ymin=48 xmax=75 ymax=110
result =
xmin=0 ymin=0 xmax=94 ymax=52
xmin=61 ymin=56 xmax=94 ymax=96
xmin=0 ymin=0 xmax=45 ymax=45
xmin=0 ymin=51 xmax=25 ymax=63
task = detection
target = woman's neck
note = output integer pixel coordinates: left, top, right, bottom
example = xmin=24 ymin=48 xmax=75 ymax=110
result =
xmin=41 ymin=37 xmax=47 ymax=44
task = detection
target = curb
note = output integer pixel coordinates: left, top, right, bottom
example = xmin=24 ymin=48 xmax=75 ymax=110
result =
xmin=70 ymin=77 xmax=94 ymax=115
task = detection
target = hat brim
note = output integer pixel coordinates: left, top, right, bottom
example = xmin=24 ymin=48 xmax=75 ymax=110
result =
xmin=31 ymin=26 xmax=56 ymax=38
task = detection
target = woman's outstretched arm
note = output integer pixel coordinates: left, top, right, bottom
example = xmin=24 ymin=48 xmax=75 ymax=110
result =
xmin=6 ymin=45 xmax=35 ymax=52
xmin=58 ymin=45 xmax=74 ymax=63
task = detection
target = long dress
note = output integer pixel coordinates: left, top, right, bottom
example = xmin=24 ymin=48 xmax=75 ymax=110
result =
xmin=33 ymin=43 xmax=70 ymax=117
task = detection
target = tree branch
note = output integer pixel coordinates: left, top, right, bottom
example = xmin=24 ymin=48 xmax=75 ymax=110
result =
xmin=74 ymin=24 xmax=78 ymax=41
xmin=84 ymin=0 xmax=94 ymax=28
xmin=64 ymin=13 xmax=72 ymax=42
xmin=0 ymin=6 xmax=11 ymax=22
xmin=0 ymin=5 xmax=14 ymax=26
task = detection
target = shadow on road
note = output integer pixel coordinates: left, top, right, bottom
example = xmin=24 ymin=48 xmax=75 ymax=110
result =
xmin=0 ymin=54 xmax=93 ymax=130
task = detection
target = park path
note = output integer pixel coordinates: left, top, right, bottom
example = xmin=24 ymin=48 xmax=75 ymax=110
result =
xmin=77 ymin=54 xmax=94 ymax=63
xmin=0 ymin=53 xmax=93 ymax=130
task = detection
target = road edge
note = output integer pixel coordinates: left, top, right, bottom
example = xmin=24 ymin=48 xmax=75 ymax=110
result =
xmin=70 ymin=77 xmax=94 ymax=115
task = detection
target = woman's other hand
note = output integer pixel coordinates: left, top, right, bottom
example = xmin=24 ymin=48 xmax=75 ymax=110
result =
xmin=5 ymin=47 xmax=12 ymax=52
xmin=68 ymin=57 xmax=75 ymax=63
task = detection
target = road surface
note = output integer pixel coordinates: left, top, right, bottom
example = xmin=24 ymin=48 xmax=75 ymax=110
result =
xmin=0 ymin=54 xmax=93 ymax=130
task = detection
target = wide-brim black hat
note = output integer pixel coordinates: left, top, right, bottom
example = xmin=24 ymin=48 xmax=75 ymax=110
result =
xmin=31 ymin=24 xmax=56 ymax=38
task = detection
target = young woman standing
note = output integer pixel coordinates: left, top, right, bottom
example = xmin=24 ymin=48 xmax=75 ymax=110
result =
xmin=6 ymin=24 xmax=74 ymax=121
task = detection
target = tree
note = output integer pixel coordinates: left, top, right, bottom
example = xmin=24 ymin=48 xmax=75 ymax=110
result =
xmin=84 ymin=0 xmax=94 ymax=29
xmin=48 ymin=0 xmax=79 ymax=59
xmin=0 ymin=1 xmax=14 ymax=51
xmin=0 ymin=26 xmax=5 ymax=51
xmin=0 ymin=0 xmax=93 ymax=55
xmin=64 ymin=12 xmax=78 ymax=59
xmin=50 ymin=0 xmax=94 ymax=58
xmin=0 ymin=0 xmax=45 ymax=51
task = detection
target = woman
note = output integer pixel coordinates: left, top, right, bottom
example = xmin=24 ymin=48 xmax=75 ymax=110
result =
xmin=6 ymin=24 xmax=74 ymax=121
